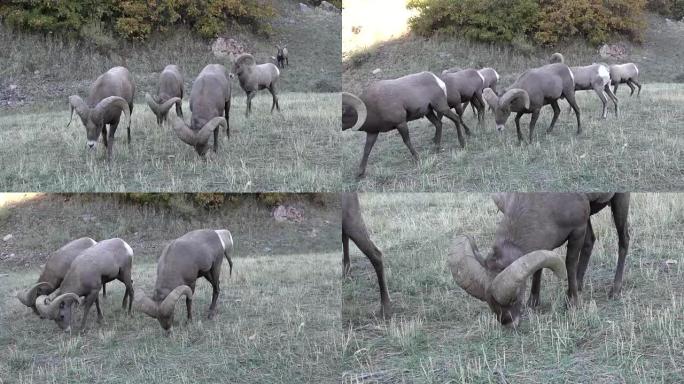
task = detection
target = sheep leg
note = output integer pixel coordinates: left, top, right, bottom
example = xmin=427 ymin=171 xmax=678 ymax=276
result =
xmin=357 ymin=132 xmax=378 ymax=179
xmin=101 ymin=280 xmax=107 ymax=298
xmin=440 ymin=109 xmax=467 ymax=147
xmin=207 ymin=268 xmax=221 ymax=319
xmin=528 ymin=270 xmax=542 ymax=308
xmin=424 ymin=109 xmax=442 ymax=149
xmin=175 ymin=100 xmax=183 ymax=118
xmin=224 ymin=100 xmax=231 ymax=138
xmin=213 ymin=126 xmax=219 ymax=153
xmin=593 ymin=86 xmax=609 ymax=119
xmin=546 ymin=100 xmax=561 ymax=133
xmin=609 ymin=194 xmax=630 ymax=298
xmin=514 ymin=112 xmax=524 ymax=143
xmin=452 ymin=103 xmax=471 ymax=136
xmin=631 ymin=79 xmax=642 ymax=97
xmin=613 ymin=83 xmax=619 ymax=95
xmin=604 ymin=84 xmax=619 ymax=117
xmin=565 ymin=226 xmax=586 ymax=308
xmin=342 ymin=232 xmax=351 ymax=277
xmin=120 ymin=275 xmax=134 ymax=315
xmin=101 ymin=125 xmax=108 ymax=148
xmin=473 ymin=93 xmax=486 ymax=127
xmin=185 ymin=295 xmax=193 ymax=323
xmin=268 ymin=85 xmax=280 ymax=113
xmin=396 ymin=123 xmax=419 ymax=162
xmin=107 ymin=123 xmax=118 ymax=164
xmin=79 ymin=291 xmax=99 ymax=329
xmin=528 ymin=109 xmax=540 ymax=143
xmin=94 ymin=297 xmax=104 ymax=324
xmin=565 ymin=93 xmax=582 ymax=135
xmin=626 ymin=81 xmax=636 ymax=96
xmin=348 ymin=225 xmax=390 ymax=318
xmin=576 ymin=219 xmax=595 ymax=292
xmin=245 ymin=91 xmax=255 ymax=117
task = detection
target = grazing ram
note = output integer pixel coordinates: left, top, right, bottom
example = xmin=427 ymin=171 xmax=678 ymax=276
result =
xmin=146 ymin=64 xmax=184 ymax=126
xmin=342 ymin=72 xmax=470 ymax=178
xmin=232 ymin=54 xmax=281 ymax=117
xmin=35 ymin=238 xmax=135 ymax=332
xmin=165 ymin=64 xmax=230 ymax=156
xmin=342 ymin=193 xmax=390 ymax=317
xmin=136 ymin=229 xmax=233 ymax=331
xmin=67 ymin=66 xmax=135 ymax=163
xmin=449 ymin=193 xmax=630 ymax=327
xmin=16 ymin=237 xmax=97 ymax=316
xmin=482 ymin=63 xmax=581 ymax=143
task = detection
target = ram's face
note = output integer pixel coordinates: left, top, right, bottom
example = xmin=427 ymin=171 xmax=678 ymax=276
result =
xmin=158 ymin=315 xmax=173 ymax=331
xmin=54 ymin=300 xmax=75 ymax=331
xmin=195 ymin=142 xmax=210 ymax=156
xmin=493 ymin=106 xmax=511 ymax=131
xmin=85 ymin=118 xmax=102 ymax=149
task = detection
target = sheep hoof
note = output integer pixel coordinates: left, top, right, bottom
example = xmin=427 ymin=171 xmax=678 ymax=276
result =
xmin=527 ymin=295 xmax=540 ymax=308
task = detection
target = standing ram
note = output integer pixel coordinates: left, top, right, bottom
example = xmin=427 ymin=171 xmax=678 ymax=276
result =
xmin=550 ymin=53 xmax=618 ymax=118
xmin=146 ymin=64 xmax=184 ymax=126
xmin=16 ymin=237 xmax=97 ymax=316
xmin=164 ymin=64 xmax=230 ymax=156
xmin=342 ymin=193 xmax=390 ymax=318
xmin=342 ymin=72 xmax=470 ymax=179
xmin=275 ymin=44 xmax=289 ymax=68
xmin=610 ymin=63 xmax=641 ymax=97
xmin=483 ymin=63 xmax=581 ymax=143
xmin=449 ymin=193 xmax=630 ymax=327
xmin=232 ymin=54 xmax=281 ymax=117
xmin=440 ymin=68 xmax=487 ymax=128
xmin=35 ymin=238 xmax=135 ymax=332
xmin=67 ymin=66 xmax=135 ymax=163
xmin=136 ymin=229 xmax=233 ymax=332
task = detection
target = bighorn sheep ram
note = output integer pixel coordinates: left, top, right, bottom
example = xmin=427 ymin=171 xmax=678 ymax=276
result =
xmin=440 ymin=68 xmax=487 ymax=127
xmin=342 ymin=193 xmax=390 ymax=317
xmin=35 ymin=238 xmax=135 ymax=332
xmin=610 ymin=63 xmax=641 ymax=97
xmin=67 ymin=66 xmax=135 ymax=163
xmin=136 ymin=229 xmax=233 ymax=331
xmin=146 ymin=64 xmax=184 ymax=126
xmin=164 ymin=64 xmax=230 ymax=156
xmin=16 ymin=237 xmax=97 ymax=316
xmin=449 ymin=193 xmax=630 ymax=327
xmin=483 ymin=63 xmax=581 ymax=143
xmin=275 ymin=44 xmax=289 ymax=68
xmin=342 ymin=72 xmax=470 ymax=178
xmin=232 ymin=54 xmax=281 ymax=117
xmin=550 ymin=53 xmax=618 ymax=118
xmin=443 ymin=67 xmax=499 ymax=116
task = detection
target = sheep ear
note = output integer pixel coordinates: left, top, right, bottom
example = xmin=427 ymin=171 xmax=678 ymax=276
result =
xmin=68 ymin=95 xmax=89 ymax=127
xmin=482 ymin=88 xmax=499 ymax=110
xmin=500 ymin=88 xmax=530 ymax=110
xmin=169 ymin=115 xmax=197 ymax=146
xmin=196 ymin=117 xmax=227 ymax=144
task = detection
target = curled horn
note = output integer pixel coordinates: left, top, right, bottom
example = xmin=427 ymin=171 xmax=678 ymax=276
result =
xmin=499 ymin=88 xmax=530 ymax=110
xmin=146 ymin=94 xmax=181 ymax=123
xmin=67 ymin=95 xmax=89 ymax=127
xmin=342 ymin=92 xmax=367 ymax=131
xmin=135 ymin=293 xmax=159 ymax=319
xmin=448 ymin=235 xmax=493 ymax=302
xmin=17 ymin=282 xmax=53 ymax=307
xmin=35 ymin=293 xmax=82 ymax=319
xmin=170 ymin=115 xmax=196 ymax=145
xmin=235 ymin=53 xmax=256 ymax=67
xmin=158 ymin=285 xmax=192 ymax=320
xmin=482 ymin=88 xmax=500 ymax=110
xmin=196 ymin=117 xmax=227 ymax=145
xmin=550 ymin=52 xmax=565 ymax=64
xmin=94 ymin=96 xmax=131 ymax=127
xmin=489 ymin=250 xmax=567 ymax=305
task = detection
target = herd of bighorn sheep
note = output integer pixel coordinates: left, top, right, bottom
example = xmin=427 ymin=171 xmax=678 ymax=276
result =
xmin=344 ymin=192 xmax=630 ymax=328
xmin=68 ymin=47 xmax=289 ymax=161
xmin=16 ymin=229 xmax=233 ymax=334
xmin=343 ymin=55 xmax=641 ymax=178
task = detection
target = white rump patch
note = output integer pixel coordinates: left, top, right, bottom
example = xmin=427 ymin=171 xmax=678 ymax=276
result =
xmin=476 ymin=71 xmax=486 ymax=88
xmin=122 ymin=240 xmax=134 ymax=257
xmin=632 ymin=63 xmax=639 ymax=77
xmin=494 ymin=69 xmax=500 ymax=81
xmin=430 ymin=73 xmax=447 ymax=97
xmin=567 ymin=66 xmax=575 ymax=83
xmin=275 ymin=66 xmax=280 ymax=77
xmin=597 ymin=65 xmax=610 ymax=86
xmin=215 ymin=230 xmax=233 ymax=251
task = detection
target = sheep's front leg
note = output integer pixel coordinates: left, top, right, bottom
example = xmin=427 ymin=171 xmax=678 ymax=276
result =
xmin=107 ymin=123 xmax=119 ymax=164
xmin=79 ymin=291 xmax=99 ymax=330
xmin=546 ymin=100 xmax=561 ymax=133
xmin=213 ymin=126 xmax=219 ymax=153
xmin=514 ymin=112 xmax=524 ymax=144
xmin=95 ymin=297 xmax=104 ymax=324
xmin=565 ymin=226 xmax=587 ymax=308
xmin=224 ymin=101 xmax=231 ymax=138
xmin=101 ymin=125 xmax=108 ymax=148
xmin=268 ymin=85 xmax=280 ymax=113
xmin=342 ymin=232 xmax=351 ymax=277
xmin=576 ymin=219 xmax=595 ymax=292
xmin=127 ymin=104 xmax=133 ymax=143
xmin=357 ymin=132 xmax=378 ymax=179
xmin=245 ymin=91 xmax=255 ymax=117
xmin=396 ymin=123 xmax=419 ymax=162
xmin=175 ymin=100 xmax=183 ymax=118
xmin=528 ymin=270 xmax=542 ymax=308
xmin=528 ymin=109 xmax=540 ymax=142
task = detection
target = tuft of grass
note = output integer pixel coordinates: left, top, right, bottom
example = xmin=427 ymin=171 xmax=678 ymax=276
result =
xmin=341 ymin=84 xmax=684 ymax=191
xmin=0 ymin=194 xmax=342 ymax=383
xmin=342 ymin=193 xmax=684 ymax=383
xmin=0 ymin=93 xmax=341 ymax=192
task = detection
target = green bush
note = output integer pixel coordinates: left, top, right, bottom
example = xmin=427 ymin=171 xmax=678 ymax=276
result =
xmin=0 ymin=0 xmax=276 ymax=41
xmin=647 ymin=0 xmax=684 ymax=19
xmin=407 ymin=0 xmax=647 ymax=46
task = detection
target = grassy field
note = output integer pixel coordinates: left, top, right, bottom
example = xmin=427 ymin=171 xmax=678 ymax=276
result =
xmin=342 ymin=13 xmax=684 ymax=191
xmin=0 ymin=194 xmax=341 ymax=383
xmin=342 ymin=193 xmax=684 ymax=383
xmin=0 ymin=93 xmax=340 ymax=192
xmin=341 ymin=84 xmax=683 ymax=191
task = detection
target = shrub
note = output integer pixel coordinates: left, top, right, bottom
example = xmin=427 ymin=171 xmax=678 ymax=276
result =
xmin=0 ymin=0 xmax=276 ymax=41
xmin=647 ymin=0 xmax=684 ymax=19
xmin=407 ymin=0 xmax=648 ymax=46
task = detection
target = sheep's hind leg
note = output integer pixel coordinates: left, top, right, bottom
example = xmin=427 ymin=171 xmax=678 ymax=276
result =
xmin=342 ymin=232 xmax=351 ymax=277
xmin=349 ymin=227 xmax=390 ymax=318
xmin=565 ymin=93 xmax=582 ymax=135
xmin=245 ymin=91 xmax=255 ymax=117
xmin=425 ymin=109 xmax=443 ymax=149
xmin=546 ymin=100 xmax=561 ymax=133
xmin=565 ymin=226 xmax=586 ymax=308
xmin=528 ymin=109 xmax=540 ymax=143
xmin=396 ymin=123 xmax=419 ymax=162
xmin=604 ymin=84 xmax=619 ymax=117
xmin=127 ymin=103 xmax=133 ymax=143
xmin=528 ymin=270 xmax=542 ymax=308
xmin=609 ymin=194 xmax=630 ymax=298
xmin=357 ymin=132 xmax=378 ymax=179
xmin=206 ymin=267 xmax=221 ymax=319
xmin=440 ymin=109 xmax=467 ymax=148
xmin=626 ymin=81 xmax=636 ymax=96
xmin=576 ymin=220 xmax=595 ymax=292
xmin=630 ymin=79 xmax=642 ymax=97
xmin=224 ymin=101 xmax=231 ymax=138
xmin=593 ymin=86 xmax=609 ymax=119
xmin=212 ymin=126 xmax=219 ymax=153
